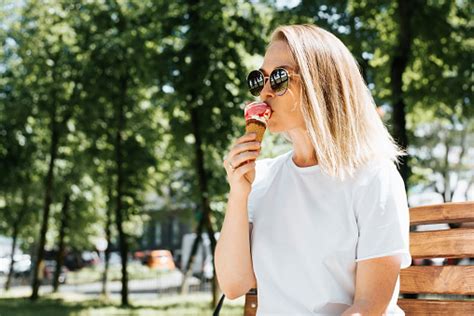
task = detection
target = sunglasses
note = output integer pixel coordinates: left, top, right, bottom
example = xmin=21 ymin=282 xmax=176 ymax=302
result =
xmin=246 ymin=67 xmax=298 ymax=97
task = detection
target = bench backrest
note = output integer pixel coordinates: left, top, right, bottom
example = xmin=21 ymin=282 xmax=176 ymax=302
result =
xmin=397 ymin=201 xmax=474 ymax=315
xmin=244 ymin=201 xmax=474 ymax=316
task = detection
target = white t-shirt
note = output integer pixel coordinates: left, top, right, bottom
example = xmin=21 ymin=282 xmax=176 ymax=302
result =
xmin=248 ymin=149 xmax=411 ymax=315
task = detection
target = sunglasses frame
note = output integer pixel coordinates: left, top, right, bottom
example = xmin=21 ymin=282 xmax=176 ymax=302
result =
xmin=247 ymin=67 xmax=299 ymax=97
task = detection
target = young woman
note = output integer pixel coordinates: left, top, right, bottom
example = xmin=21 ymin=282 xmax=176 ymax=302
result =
xmin=215 ymin=24 xmax=411 ymax=315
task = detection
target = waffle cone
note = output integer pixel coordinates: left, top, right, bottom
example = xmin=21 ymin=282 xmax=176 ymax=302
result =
xmin=245 ymin=120 xmax=266 ymax=143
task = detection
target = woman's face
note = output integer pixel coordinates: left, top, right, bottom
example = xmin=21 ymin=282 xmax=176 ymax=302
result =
xmin=258 ymin=40 xmax=306 ymax=134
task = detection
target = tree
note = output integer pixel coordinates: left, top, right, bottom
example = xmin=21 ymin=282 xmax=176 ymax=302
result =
xmin=66 ymin=0 xmax=163 ymax=305
xmin=2 ymin=0 xmax=92 ymax=299
xmin=403 ymin=0 xmax=473 ymax=195
xmin=156 ymin=0 xmax=269 ymax=307
xmin=0 ymin=0 xmax=49 ymax=294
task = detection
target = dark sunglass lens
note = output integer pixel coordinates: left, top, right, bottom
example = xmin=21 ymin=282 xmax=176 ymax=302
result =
xmin=247 ymin=70 xmax=265 ymax=96
xmin=270 ymin=68 xmax=289 ymax=95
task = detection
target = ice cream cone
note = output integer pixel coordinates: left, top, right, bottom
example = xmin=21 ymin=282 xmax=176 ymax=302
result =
xmin=236 ymin=101 xmax=272 ymax=169
xmin=245 ymin=119 xmax=266 ymax=143
xmin=244 ymin=101 xmax=272 ymax=142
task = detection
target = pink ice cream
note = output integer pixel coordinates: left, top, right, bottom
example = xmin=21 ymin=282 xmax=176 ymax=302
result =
xmin=244 ymin=101 xmax=272 ymax=126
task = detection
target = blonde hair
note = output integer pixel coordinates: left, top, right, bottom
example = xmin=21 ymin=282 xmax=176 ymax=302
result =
xmin=269 ymin=24 xmax=406 ymax=181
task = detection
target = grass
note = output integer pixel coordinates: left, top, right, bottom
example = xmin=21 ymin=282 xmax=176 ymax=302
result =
xmin=2 ymin=291 xmax=472 ymax=315
xmin=0 ymin=292 xmax=245 ymax=315
xmin=67 ymin=262 xmax=173 ymax=285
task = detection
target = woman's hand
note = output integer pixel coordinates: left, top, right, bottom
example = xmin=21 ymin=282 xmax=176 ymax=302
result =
xmin=223 ymin=132 xmax=261 ymax=197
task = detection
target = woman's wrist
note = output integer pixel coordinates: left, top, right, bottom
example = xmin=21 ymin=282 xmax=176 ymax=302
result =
xmin=229 ymin=188 xmax=250 ymax=201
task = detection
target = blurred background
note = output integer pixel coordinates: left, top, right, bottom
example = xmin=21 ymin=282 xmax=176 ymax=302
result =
xmin=0 ymin=0 xmax=472 ymax=315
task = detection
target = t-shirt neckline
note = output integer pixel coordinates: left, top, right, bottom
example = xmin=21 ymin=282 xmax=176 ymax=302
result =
xmin=286 ymin=150 xmax=321 ymax=174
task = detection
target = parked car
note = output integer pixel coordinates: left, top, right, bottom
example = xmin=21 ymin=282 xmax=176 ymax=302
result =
xmin=134 ymin=251 xmax=147 ymax=264
xmin=146 ymin=250 xmax=176 ymax=271
xmin=13 ymin=254 xmax=31 ymax=277
xmin=0 ymin=254 xmax=31 ymax=277
xmin=0 ymin=256 xmax=10 ymax=275
xmin=81 ymin=251 xmax=100 ymax=266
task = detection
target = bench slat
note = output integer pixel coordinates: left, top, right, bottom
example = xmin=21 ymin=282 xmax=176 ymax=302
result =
xmin=410 ymin=202 xmax=474 ymax=225
xmin=410 ymin=228 xmax=474 ymax=259
xmin=397 ymin=298 xmax=474 ymax=315
xmin=400 ymin=266 xmax=474 ymax=295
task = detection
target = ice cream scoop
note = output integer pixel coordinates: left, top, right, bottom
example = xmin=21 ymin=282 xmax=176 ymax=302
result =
xmin=244 ymin=101 xmax=272 ymax=143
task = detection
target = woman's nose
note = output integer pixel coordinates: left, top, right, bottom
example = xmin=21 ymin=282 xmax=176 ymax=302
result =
xmin=260 ymin=78 xmax=275 ymax=100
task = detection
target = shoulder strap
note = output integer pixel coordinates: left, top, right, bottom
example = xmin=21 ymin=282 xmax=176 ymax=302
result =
xmin=213 ymin=293 xmax=226 ymax=316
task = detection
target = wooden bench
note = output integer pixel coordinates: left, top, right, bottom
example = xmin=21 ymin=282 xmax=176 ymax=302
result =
xmin=397 ymin=201 xmax=474 ymax=315
xmin=244 ymin=201 xmax=474 ymax=316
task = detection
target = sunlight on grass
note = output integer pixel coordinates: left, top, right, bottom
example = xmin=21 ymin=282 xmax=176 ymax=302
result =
xmin=67 ymin=262 xmax=173 ymax=285
xmin=0 ymin=292 xmax=244 ymax=316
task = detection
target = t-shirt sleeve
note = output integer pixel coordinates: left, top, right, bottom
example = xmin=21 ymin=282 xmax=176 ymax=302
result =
xmin=353 ymin=161 xmax=412 ymax=269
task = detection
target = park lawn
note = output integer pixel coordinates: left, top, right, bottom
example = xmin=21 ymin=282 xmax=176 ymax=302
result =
xmin=66 ymin=262 xmax=174 ymax=285
xmin=0 ymin=292 xmax=244 ymax=316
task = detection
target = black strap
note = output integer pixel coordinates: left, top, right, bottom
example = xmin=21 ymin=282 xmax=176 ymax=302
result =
xmin=213 ymin=294 xmax=226 ymax=316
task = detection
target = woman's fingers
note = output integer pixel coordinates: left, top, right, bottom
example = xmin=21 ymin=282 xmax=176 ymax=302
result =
xmin=223 ymin=132 xmax=260 ymax=175
xmin=237 ymin=132 xmax=257 ymax=144
xmin=228 ymin=140 xmax=261 ymax=160
xmin=224 ymin=134 xmax=255 ymax=161
xmin=232 ymin=151 xmax=259 ymax=169
xmin=231 ymin=143 xmax=260 ymax=160
xmin=223 ymin=150 xmax=258 ymax=171
xmin=234 ymin=160 xmax=256 ymax=178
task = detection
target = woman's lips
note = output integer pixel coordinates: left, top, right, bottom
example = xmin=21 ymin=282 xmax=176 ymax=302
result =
xmin=264 ymin=104 xmax=273 ymax=115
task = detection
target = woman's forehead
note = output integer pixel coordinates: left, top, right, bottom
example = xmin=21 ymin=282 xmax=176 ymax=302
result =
xmin=260 ymin=41 xmax=297 ymax=74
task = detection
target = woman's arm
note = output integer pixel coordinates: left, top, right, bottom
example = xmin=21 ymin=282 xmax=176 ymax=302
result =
xmin=341 ymin=255 xmax=402 ymax=315
xmin=215 ymin=190 xmax=257 ymax=299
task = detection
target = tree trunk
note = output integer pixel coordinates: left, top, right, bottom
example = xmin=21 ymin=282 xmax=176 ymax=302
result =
xmin=442 ymin=137 xmax=451 ymax=203
xmin=115 ymin=75 xmax=129 ymax=306
xmin=189 ymin=107 xmax=219 ymax=308
xmin=102 ymin=185 xmax=113 ymax=296
xmin=390 ymin=0 xmax=415 ymax=187
xmin=31 ymin=107 xmax=60 ymax=301
xmin=465 ymin=179 xmax=473 ymax=201
xmin=5 ymin=226 xmax=19 ymax=291
xmin=183 ymin=0 xmax=219 ymax=307
xmin=53 ymin=193 xmax=70 ymax=292
xmin=5 ymin=192 xmax=28 ymax=291
xmin=180 ymin=213 xmax=205 ymax=295
xmin=392 ymin=0 xmax=416 ymax=300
